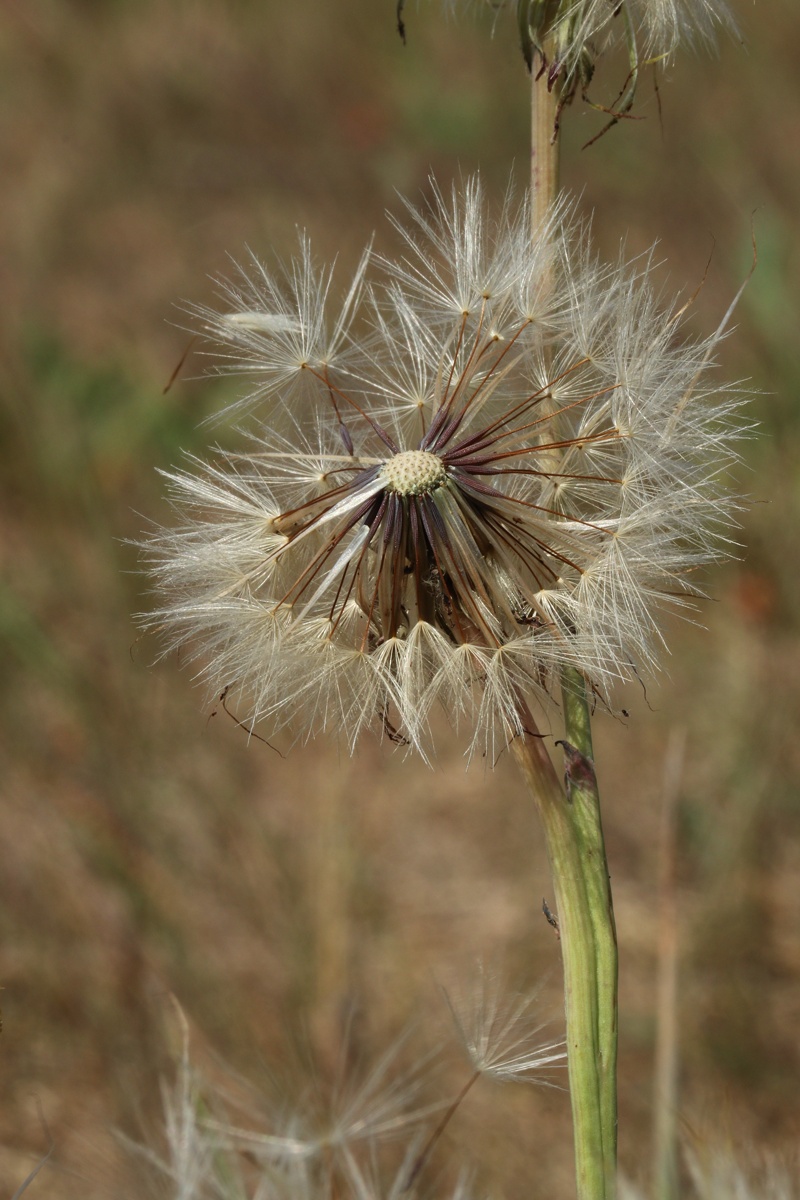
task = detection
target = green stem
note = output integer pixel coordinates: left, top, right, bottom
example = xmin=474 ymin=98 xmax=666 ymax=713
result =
xmin=512 ymin=700 xmax=608 ymax=1200
xmin=561 ymin=667 xmax=619 ymax=1196
xmin=524 ymin=23 xmax=618 ymax=1193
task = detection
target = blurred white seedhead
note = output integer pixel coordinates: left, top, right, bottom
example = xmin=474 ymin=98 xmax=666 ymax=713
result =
xmin=448 ymin=0 xmax=737 ymax=86
xmin=143 ymin=177 xmax=744 ymax=759
xmin=136 ymin=1030 xmax=478 ymax=1200
xmin=205 ymin=1033 xmax=443 ymax=1169
xmin=445 ymin=966 xmax=565 ymax=1083
xmin=126 ymin=1044 xmax=225 ymax=1199
xmin=686 ymin=1144 xmax=799 ymax=1200
xmin=527 ymin=0 xmax=736 ymax=72
xmin=617 ymin=1146 xmax=799 ymax=1200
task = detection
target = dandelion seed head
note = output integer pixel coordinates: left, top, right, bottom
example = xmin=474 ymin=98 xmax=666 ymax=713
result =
xmin=143 ymin=178 xmax=746 ymax=758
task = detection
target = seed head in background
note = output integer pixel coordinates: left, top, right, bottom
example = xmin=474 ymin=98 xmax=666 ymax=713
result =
xmin=142 ymin=178 xmax=744 ymax=760
xmin=130 ymin=982 xmax=564 ymax=1200
xmin=450 ymin=0 xmax=738 ymax=81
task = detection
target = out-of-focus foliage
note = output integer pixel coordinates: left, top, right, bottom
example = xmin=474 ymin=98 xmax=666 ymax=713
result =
xmin=1 ymin=1 xmax=798 ymax=1197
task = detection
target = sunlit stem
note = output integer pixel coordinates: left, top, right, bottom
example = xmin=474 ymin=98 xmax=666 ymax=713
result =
xmin=512 ymin=701 xmax=608 ymax=1200
xmin=561 ymin=666 xmax=618 ymax=1197
xmin=531 ymin=35 xmax=560 ymax=235
xmin=526 ymin=15 xmax=619 ymax=1191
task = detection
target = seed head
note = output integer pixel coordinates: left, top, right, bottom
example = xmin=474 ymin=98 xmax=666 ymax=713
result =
xmin=460 ymin=0 xmax=738 ymax=80
xmin=445 ymin=966 xmax=566 ymax=1084
xmin=143 ymin=178 xmax=745 ymax=759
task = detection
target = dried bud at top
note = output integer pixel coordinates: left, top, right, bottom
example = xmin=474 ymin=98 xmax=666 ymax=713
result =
xmin=453 ymin=0 xmax=739 ymax=88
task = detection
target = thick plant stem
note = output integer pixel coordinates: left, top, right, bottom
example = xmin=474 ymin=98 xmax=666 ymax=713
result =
xmin=561 ymin=667 xmax=619 ymax=1196
xmin=530 ymin=37 xmax=559 ymax=234
xmin=526 ymin=31 xmax=618 ymax=1195
xmin=512 ymin=701 xmax=609 ymax=1200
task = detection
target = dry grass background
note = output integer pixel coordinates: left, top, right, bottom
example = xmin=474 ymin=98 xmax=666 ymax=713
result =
xmin=1 ymin=0 xmax=799 ymax=1196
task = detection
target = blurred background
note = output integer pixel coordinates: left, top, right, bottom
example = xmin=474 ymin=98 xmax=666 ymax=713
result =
xmin=1 ymin=0 xmax=798 ymax=1195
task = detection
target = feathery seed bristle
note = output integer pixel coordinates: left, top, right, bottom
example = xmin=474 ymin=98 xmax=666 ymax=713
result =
xmin=141 ymin=178 xmax=747 ymax=759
